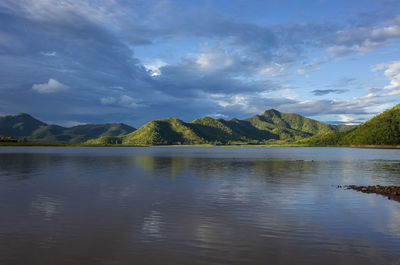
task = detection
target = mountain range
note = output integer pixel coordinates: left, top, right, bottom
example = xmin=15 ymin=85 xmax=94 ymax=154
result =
xmin=0 ymin=113 xmax=135 ymax=144
xmin=3 ymin=105 xmax=399 ymax=146
xmin=86 ymin=109 xmax=353 ymax=145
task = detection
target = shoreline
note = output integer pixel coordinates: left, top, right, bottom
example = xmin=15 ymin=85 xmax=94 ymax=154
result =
xmin=349 ymin=185 xmax=400 ymax=202
xmin=1 ymin=143 xmax=400 ymax=149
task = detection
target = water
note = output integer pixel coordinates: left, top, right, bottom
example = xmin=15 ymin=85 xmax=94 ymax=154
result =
xmin=0 ymin=147 xmax=400 ymax=265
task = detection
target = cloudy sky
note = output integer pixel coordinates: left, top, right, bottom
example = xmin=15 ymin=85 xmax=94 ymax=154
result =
xmin=1 ymin=0 xmax=400 ymax=127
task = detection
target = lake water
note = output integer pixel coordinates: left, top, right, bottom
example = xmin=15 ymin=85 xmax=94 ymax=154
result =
xmin=0 ymin=147 xmax=400 ymax=265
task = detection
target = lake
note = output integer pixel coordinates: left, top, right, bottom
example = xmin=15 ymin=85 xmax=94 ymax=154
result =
xmin=0 ymin=147 xmax=400 ymax=265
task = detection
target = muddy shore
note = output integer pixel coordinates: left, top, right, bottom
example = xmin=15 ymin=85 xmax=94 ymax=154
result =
xmin=349 ymin=185 xmax=400 ymax=202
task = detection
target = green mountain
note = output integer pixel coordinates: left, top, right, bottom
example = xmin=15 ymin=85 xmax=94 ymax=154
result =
xmin=88 ymin=109 xmax=348 ymax=145
xmin=29 ymin=123 xmax=135 ymax=143
xmin=298 ymin=104 xmax=400 ymax=146
xmin=0 ymin=113 xmax=135 ymax=143
xmin=0 ymin=113 xmax=46 ymax=138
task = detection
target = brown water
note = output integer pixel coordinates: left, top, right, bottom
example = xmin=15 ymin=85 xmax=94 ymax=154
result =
xmin=0 ymin=147 xmax=400 ymax=265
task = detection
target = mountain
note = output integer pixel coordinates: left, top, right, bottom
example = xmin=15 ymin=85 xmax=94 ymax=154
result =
xmin=330 ymin=124 xmax=357 ymax=132
xmin=0 ymin=113 xmax=47 ymax=138
xmin=298 ymin=104 xmax=400 ymax=146
xmin=87 ymin=109 xmax=349 ymax=145
xmin=0 ymin=113 xmax=136 ymax=143
xmin=29 ymin=123 xmax=135 ymax=143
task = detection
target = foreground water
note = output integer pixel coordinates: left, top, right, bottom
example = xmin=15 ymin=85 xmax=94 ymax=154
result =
xmin=0 ymin=147 xmax=400 ymax=265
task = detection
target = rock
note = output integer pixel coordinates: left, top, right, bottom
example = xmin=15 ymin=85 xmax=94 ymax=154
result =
xmin=349 ymin=185 xmax=400 ymax=203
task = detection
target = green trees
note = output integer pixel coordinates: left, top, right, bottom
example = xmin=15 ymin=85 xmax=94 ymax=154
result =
xmin=91 ymin=109 xmax=349 ymax=145
xmin=298 ymin=104 xmax=400 ymax=146
xmin=0 ymin=136 xmax=19 ymax=143
xmin=0 ymin=113 xmax=136 ymax=144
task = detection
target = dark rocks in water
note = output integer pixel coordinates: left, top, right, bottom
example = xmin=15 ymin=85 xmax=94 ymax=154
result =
xmin=349 ymin=185 xmax=400 ymax=202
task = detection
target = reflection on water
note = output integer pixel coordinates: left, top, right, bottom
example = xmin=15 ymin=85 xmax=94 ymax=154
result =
xmin=0 ymin=147 xmax=400 ymax=265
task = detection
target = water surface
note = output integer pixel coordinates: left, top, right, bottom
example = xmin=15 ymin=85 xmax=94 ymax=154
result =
xmin=1 ymin=147 xmax=400 ymax=265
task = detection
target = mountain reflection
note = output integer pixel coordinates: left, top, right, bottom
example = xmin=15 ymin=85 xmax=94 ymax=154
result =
xmin=1 ymin=147 xmax=400 ymax=265
xmin=133 ymin=155 xmax=328 ymax=181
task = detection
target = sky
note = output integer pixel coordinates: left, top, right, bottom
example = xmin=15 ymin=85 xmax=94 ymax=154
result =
xmin=1 ymin=0 xmax=400 ymax=127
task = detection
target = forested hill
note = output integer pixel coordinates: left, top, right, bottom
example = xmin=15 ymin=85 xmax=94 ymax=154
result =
xmin=298 ymin=104 xmax=400 ymax=146
xmin=0 ymin=113 xmax=135 ymax=144
xmin=87 ymin=109 xmax=353 ymax=145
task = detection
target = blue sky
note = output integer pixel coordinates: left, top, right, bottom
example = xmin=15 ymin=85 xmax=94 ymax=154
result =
xmin=1 ymin=0 xmax=400 ymax=127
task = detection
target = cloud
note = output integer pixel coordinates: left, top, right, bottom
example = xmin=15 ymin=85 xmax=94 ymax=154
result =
xmin=337 ymin=114 xmax=359 ymax=125
xmin=294 ymin=61 xmax=322 ymax=76
xmin=143 ymin=60 xmax=167 ymax=76
xmin=1 ymin=0 xmax=400 ymax=127
xmin=119 ymin=95 xmax=140 ymax=108
xmin=195 ymin=51 xmax=233 ymax=72
xmin=372 ymin=61 xmax=400 ymax=91
xmin=208 ymin=113 xmax=228 ymax=118
xmin=328 ymin=16 xmax=400 ymax=57
xmin=101 ymin=95 xmax=142 ymax=109
xmin=32 ymin=78 xmax=68 ymax=93
xmin=311 ymin=89 xmax=348 ymax=96
xmin=100 ymin=96 xmax=117 ymax=105
xmin=109 ymin=86 xmax=125 ymax=91
xmin=61 ymin=120 xmax=87 ymax=127
xmin=41 ymin=51 xmax=56 ymax=56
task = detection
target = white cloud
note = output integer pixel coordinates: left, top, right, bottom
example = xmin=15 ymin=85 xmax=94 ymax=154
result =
xmin=100 ymin=96 xmax=117 ymax=105
xmin=328 ymin=19 xmax=400 ymax=58
xmin=372 ymin=61 xmax=400 ymax=91
xmin=62 ymin=121 xmax=87 ymax=127
xmin=109 ymin=86 xmax=125 ymax=91
xmin=209 ymin=93 xmax=259 ymax=113
xmin=370 ymin=25 xmax=400 ymax=40
xmin=143 ymin=60 xmax=167 ymax=76
xmin=119 ymin=95 xmax=139 ymax=108
xmin=258 ymin=63 xmax=287 ymax=77
xmin=100 ymin=95 xmax=141 ymax=108
xmin=6 ymin=0 xmax=121 ymax=26
xmin=209 ymin=113 xmax=228 ymax=118
xmin=194 ymin=48 xmax=234 ymax=72
xmin=327 ymin=41 xmax=383 ymax=57
xmin=32 ymin=78 xmax=68 ymax=93
xmin=338 ymin=114 xmax=358 ymax=125
xmin=41 ymin=51 xmax=56 ymax=56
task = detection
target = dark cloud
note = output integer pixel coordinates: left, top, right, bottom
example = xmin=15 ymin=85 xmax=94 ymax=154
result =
xmin=311 ymin=89 xmax=348 ymax=96
xmin=0 ymin=0 xmax=399 ymax=126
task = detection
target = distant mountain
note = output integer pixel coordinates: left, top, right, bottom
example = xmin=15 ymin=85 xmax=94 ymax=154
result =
xmin=29 ymin=123 xmax=135 ymax=143
xmin=0 ymin=113 xmax=136 ymax=143
xmin=298 ymin=104 xmax=400 ymax=146
xmin=0 ymin=113 xmax=46 ymax=138
xmin=330 ymin=124 xmax=357 ymax=132
xmin=87 ymin=109 xmax=351 ymax=145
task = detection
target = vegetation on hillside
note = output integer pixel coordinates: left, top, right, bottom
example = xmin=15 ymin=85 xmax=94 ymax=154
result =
xmin=0 ymin=113 xmax=46 ymax=138
xmin=0 ymin=136 xmax=23 ymax=143
xmin=0 ymin=113 xmax=135 ymax=144
xmin=88 ymin=109 xmax=350 ymax=145
xmin=5 ymin=105 xmax=397 ymax=147
xmin=298 ymin=104 xmax=400 ymax=146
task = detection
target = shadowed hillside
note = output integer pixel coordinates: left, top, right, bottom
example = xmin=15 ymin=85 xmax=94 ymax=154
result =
xmin=0 ymin=113 xmax=46 ymax=138
xmin=0 ymin=113 xmax=135 ymax=144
